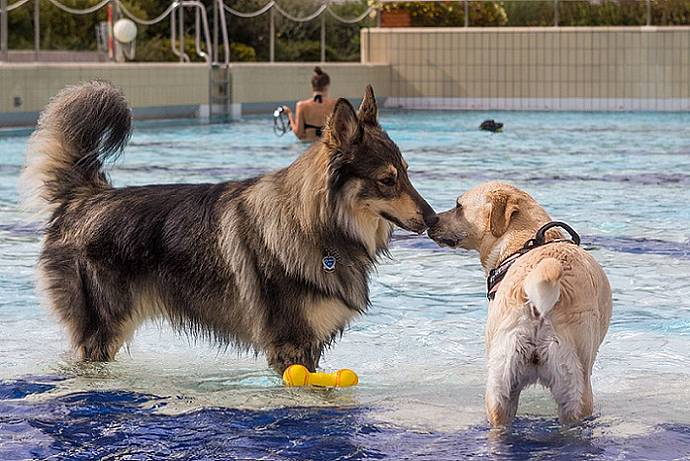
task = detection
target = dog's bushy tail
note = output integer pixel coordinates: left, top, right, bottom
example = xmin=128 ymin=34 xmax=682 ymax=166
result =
xmin=20 ymin=80 xmax=132 ymax=218
xmin=524 ymin=258 xmax=562 ymax=317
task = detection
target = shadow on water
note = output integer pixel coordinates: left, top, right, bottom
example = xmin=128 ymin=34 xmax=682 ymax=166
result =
xmin=409 ymin=168 xmax=690 ymax=187
xmin=392 ymin=233 xmax=690 ymax=259
xmin=1 ymin=377 xmax=689 ymax=461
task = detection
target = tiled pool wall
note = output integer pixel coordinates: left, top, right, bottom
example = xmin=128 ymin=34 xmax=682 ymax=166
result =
xmin=226 ymin=62 xmax=391 ymax=119
xmin=1 ymin=26 xmax=689 ymax=127
xmin=362 ymin=26 xmax=690 ymax=111
xmin=0 ymin=63 xmax=211 ymax=126
xmin=0 ymin=62 xmax=391 ymax=127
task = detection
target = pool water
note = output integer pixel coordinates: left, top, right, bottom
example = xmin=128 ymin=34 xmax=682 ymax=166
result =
xmin=2 ymin=111 xmax=690 ymax=460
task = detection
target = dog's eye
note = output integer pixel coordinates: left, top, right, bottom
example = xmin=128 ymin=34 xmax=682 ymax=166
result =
xmin=456 ymin=202 xmax=462 ymax=210
xmin=379 ymin=177 xmax=396 ymax=187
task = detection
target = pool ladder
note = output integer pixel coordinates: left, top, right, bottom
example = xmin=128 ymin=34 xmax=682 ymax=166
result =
xmin=209 ymin=64 xmax=230 ymax=121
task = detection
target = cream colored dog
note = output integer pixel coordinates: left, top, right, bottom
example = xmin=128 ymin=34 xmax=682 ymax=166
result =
xmin=428 ymin=182 xmax=612 ymax=427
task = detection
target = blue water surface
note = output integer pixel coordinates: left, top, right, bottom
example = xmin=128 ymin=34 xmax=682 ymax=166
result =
xmin=2 ymin=110 xmax=690 ymax=460
xmin=1 ymin=375 xmax=689 ymax=461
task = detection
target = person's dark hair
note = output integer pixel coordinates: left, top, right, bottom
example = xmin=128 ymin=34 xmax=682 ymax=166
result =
xmin=311 ymin=67 xmax=330 ymax=92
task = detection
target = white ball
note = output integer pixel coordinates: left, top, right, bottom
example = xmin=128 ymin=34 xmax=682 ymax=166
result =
xmin=114 ymin=19 xmax=137 ymax=44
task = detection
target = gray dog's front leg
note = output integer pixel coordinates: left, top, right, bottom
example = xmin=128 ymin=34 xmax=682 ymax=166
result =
xmin=266 ymin=342 xmax=323 ymax=375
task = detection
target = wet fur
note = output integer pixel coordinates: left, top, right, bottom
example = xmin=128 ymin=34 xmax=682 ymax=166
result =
xmin=428 ymin=182 xmax=612 ymax=427
xmin=22 ymin=81 xmax=435 ymax=373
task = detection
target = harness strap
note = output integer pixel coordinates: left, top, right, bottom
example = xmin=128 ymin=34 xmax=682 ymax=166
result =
xmin=486 ymin=221 xmax=580 ymax=301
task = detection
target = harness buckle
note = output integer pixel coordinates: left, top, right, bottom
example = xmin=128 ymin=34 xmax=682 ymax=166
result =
xmin=486 ymin=221 xmax=581 ymax=301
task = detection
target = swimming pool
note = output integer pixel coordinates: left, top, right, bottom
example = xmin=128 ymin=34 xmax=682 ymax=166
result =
xmin=2 ymin=110 xmax=690 ymax=460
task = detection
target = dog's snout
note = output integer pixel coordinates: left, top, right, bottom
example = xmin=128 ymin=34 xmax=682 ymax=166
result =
xmin=424 ymin=213 xmax=439 ymax=228
xmin=418 ymin=200 xmax=436 ymax=229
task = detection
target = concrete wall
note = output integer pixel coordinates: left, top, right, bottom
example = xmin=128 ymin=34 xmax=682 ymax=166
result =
xmin=228 ymin=63 xmax=391 ymax=117
xmin=0 ymin=63 xmax=209 ymax=127
xmin=362 ymin=27 xmax=690 ymax=111
xmin=6 ymin=51 xmax=106 ymax=63
xmin=0 ymin=62 xmax=391 ymax=127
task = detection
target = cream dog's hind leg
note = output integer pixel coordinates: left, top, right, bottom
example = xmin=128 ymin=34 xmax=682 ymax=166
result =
xmin=485 ymin=324 xmax=539 ymax=427
xmin=487 ymin=325 xmax=592 ymax=426
xmin=538 ymin=336 xmax=591 ymax=423
xmin=524 ymin=258 xmax=592 ymax=422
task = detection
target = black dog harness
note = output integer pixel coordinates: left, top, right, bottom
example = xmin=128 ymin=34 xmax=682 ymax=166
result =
xmin=486 ymin=221 xmax=581 ymax=301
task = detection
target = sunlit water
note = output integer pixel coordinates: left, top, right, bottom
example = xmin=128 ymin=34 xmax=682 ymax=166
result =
xmin=2 ymin=111 xmax=690 ymax=460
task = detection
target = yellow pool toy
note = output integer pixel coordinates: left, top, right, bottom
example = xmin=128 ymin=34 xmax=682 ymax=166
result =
xmin=283 ymin=364 xmax=358 ymax=388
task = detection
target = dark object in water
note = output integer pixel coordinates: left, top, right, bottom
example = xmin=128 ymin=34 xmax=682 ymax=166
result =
xmin=480 ymin=120 xmax=503 ymax=133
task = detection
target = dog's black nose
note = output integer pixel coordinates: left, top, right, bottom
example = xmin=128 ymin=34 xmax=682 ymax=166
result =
xmin=424 ymin=214 xmax=439 ymax=228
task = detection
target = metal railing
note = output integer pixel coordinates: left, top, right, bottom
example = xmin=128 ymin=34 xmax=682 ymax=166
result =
xmin=0 ymin=0 xmax=219 ymax=63
xmin=0 ymin=0 xmax=377 ymax=63
xmin=0 ymin=0 xmax=667 ymax=64
xmin=216 ymin=0 xmax=376 ymax=64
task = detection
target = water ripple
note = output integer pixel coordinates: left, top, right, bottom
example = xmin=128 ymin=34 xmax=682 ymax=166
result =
xmin=409 ymin=169 xmax=690 ymax=186
xmin=391 ymin=233 xmax=690 ymax=259
xmin=2 ymin=222 xmax=689 ymax=261
xmin=0 ymin=383 xmax=688 ymax=461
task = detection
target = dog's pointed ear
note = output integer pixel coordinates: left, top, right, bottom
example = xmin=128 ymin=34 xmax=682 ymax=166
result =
xmin=357 ymin=84 xmax=378 ymax=126
xmin=489 ymin=191 xmax=520 ymax=237
xmin=324 ymin=98 xmax=363 ymax=148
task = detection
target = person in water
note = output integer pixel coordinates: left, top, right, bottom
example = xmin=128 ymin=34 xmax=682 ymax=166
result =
xmin=283 ymin=67 xmax=336 ymax=142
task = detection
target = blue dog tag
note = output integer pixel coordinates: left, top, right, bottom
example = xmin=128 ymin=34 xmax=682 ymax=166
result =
xmin=322 ymin=255 xmax=336 ymax=272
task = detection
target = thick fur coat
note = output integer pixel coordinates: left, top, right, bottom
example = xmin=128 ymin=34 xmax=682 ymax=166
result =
xmin=21 ymin=81 xmax=435 ymax=373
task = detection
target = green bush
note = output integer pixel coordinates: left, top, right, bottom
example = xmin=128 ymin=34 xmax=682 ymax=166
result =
xmin=5 ymin=0 xmax=690 ymax=61
xmin=133 ymin=36 xmax=175 ymax=62
xmin=275 ymin=39 xmax=340 ymax=62
xmin=230 ymin=42 xmax=256 ymax=62
xmin=383 ymin=1 xmax=508 ymax=27
xmin=558 ymin=0 xmax=647 ymax=26
xmin=8 ymin=0 xmax=106 ymax=50
xmin=653 ymin=0 xmax=690 ymax=25
xmin=505 ymin=0 xmax=690 ymax=27
xmin=134 ymin=35 xmax=208 ymax=62
xmin=7 ymin=5 xmax=33 ymax=49
xmin=504 ymin=1 xmax=554 ymax=27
